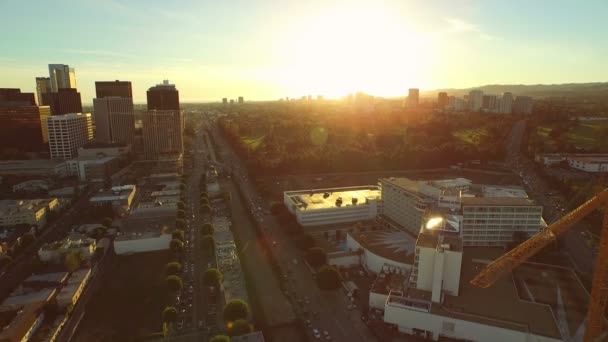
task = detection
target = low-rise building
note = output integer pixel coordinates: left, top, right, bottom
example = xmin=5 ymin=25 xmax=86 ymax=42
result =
xmin=535 ymin=153 xmax=608 ymax=173
xmin=284 ymin=186 xmax=381 ymax=227
xmin=38 ymin=237 xmax=96 ymax=263
xmin=12 ymin=180 xmax=49 ymax=193
xmin=0 ymin=159 xmax=68 ymax=177
xmin=0 ymin=302 xmax=46 ymax=342
xmin=0 ymin=198 xmax=60 ymax=228
xmin=89 ymin=184 xmax=136 ymax=214
xmin=66 ymin=156 xmax=120 ymax=182
xmin=56 ymin=268 xmax=92 ymax=308
xmin=77 ymin=142 xmax=131 ymax=159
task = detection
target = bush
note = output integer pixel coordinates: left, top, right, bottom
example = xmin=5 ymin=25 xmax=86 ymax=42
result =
xmin=201 ymin=223 xmax=214 ymax=235
xmin=306 ymin=247 xmax=327 ymax=267
xmin=209 ymin=335 xmax=230 ymax=342
xmin=166 ymin=275 xmax=183 ymax=292
xmin=162 ymin=306 xmax=177 ymax=323
xmin=172 ymin=230 xmax=185 ymax=241
xmin=316 ymin=265 xmax=341 ymax=291
xmin=223 ymin=299 xmax=250 ymax=323
xmin=165 ymin=262 xmax=182 ymax=276
xmin=228 ymin=319 xmax=253 ymax=336
xmin=175 ymin=219 xmax=186 ymax=230
xmin=203 ymin=268 xmax=222 ymax=287
xmin=170 ymin=239 xmax=184 ymax=254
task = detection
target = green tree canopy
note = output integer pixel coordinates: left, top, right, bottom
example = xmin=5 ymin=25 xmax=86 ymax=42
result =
xmin=306 ymin=247 xmax=327 ymax=267
xmin=20 ymin=232 xmax=35 ymax=247
xmin=209 ymin=335 xmax=230 ymax=342
xmin=166 ymin=275 xmax=183 ymax=292
xmin=223 ymin=299 xmax=250 ymax=323
xmin=0 ymin=254 xmax=13 ymax=268
xmin=203 ymin=268 xmax=222 ymax=287
xmin=165 ymin=262 xmax=182 ymax=276
xmin=201 ymin=204 xmax=212 ymax=214
xmin=172 ymin=230 xmax=185 ymax=241
xmin=201 ymin=223 xmax=214 ymax=236
xmin=170 ymin=239 xmax=184 ymax=254
xmin=162 ymin=306 xmax=178 ymax=323
xmin=177 ymin=201 xmax=185 ymax=210
xmin=200 ymin=197 xmax=210 ymax=206
xmin=228 ymin=319 xmax=253 ymax=336
xmin=317 ymin=265 xmax=341 ymax=291
xmin=175 ymin=218 xmax=186 ymax=230
xmin=201 ymin=235 xmax=215 ymax=253
xmin=64 ymin=251 xmax=83 ymax=272
xmin=176 ymin=209 xmax=186 ymax=219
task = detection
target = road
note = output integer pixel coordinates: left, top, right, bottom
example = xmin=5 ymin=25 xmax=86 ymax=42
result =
xmin=210 ymin=121 xmax=376 ymax=342
xmin=504 ymin=119 xmax=595 ymax=274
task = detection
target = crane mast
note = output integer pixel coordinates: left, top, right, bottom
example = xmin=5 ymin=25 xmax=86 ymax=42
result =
xmin=470 ymin=189 xmax=608 ymax=341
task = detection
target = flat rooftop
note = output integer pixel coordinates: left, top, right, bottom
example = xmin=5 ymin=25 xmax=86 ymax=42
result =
xmin=416 ymin=231 xmax=462 ymax=252
xmin=460 ymin=196 xmax=538 ymax=207
xmin=371 ymin=269 xmax=410 ymax=295
xmin=349 ymin=229 xmax=416 ymax=265
xmin=285 ymin=185 xmax=380 ymax=211
xmin=434 ymin=247 xmax=589 ymax=340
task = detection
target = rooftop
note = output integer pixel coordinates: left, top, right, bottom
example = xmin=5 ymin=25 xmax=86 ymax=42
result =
xmin=434 ymin=247 xmax=588 ymax=340
xmin=23 ymin=272 xmax=69 ymax=284
xmin=82 ymin=141 xmax=128 ymax=149
xmin=349 ymin=229 xmax=417 ymax=265
xmin=371 ymin=268 xmax=411 ymax=295
xmin=285 ymin=185 xmax=380 ymax=210
xmin=0 ymin=159 xmax=65 ymax=170
xmin=2 ymin=288 xmax=55 ymax=306
xmin=460 ymin=197 xmax=538 ymax=207
xmin=415 ymin=230 xmax=463 ymax=252
xmin=0 ymin=198 xmax=57 ymax=215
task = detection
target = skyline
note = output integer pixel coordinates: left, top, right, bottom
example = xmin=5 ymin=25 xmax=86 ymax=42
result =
xmin=1 ymin=0 xmax=607 ymax=103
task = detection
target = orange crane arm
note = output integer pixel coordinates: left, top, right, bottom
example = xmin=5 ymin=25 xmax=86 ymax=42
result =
xmin=471 ymin=188 xmax=608 ymax=288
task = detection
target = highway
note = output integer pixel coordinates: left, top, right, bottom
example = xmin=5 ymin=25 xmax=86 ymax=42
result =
xmin=209 ymin=120 xmax=376 ymax=342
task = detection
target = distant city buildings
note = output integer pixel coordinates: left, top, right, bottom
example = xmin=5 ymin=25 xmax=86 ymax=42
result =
xmin=238 ymin=96 xmax=244 ymax=104
xmin=222 ymin=97 xmax=228 ymax=104
xmin=498 ymin=92 xmax=513 ymax=114
xmin=0 ymin=88 xmax=50 ymax=151
xmin=0 ymin=198 xmax=60 ymax=228
xmin=47 ymin=113 xmax=94 ymax=159
xmin=440 ymin=90 xmax=531 ymax=114
xmin=407 ymin=88 xmax=419 ymax=108
xmin=481 ymin=94 xmax=496 ymax=110
xmin=142 ymin=80 xmax=183 ymax=159
xmin=43 ymin=88 xmax=83 ymax=115
xmin=513 ymin=95 xmax=534 ymax=114
xmin=93 ymin=81 xmax=134 ymax=144
xmin=437 ymin=92 xmax=448 ymax=109
xmin=48 ymin=64 xmax=76 ymax=92
xmin=468 ymin=89 xmax=483 ymax=112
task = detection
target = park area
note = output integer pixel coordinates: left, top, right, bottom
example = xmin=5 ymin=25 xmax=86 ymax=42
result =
xmin=536 ymin=120 xmax=608 ymax=152
xmin=453 ymin=128 xmax=489 ymax=145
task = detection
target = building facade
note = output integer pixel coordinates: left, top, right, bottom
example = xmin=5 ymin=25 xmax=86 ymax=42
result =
xmin=437 ymin=92 xmax=448 ymax=109
xmin=408 ymin=88 xmax=419 ymax=108
xmin=95 ymin=80 xmax=132 ymax=98
xmin=147 ymin=80 xmax=179 ymax=111
xmin=47 ymin=113 xmax=94 ymax=159
xmin=142 ymin=110 xmax=184 ymax=159
xmin=43 ymin=88 xmax=83 ymax=115
xmin=35 ymin=77 xmax=52 ymax=105
xmin=0 ymin=198 xmax=59 ymax=228
xmin=0 ymin=103 xmax=50 ymax=151
xmin=499 ymin=92 xmax=513 ymax=114
xmin=468 ymin=90 xmax=483 ymax=112
xmin=379 ymin=178 xmax=429 ymax=235
xmin=93 ymin=97 xmax=135 ymax=144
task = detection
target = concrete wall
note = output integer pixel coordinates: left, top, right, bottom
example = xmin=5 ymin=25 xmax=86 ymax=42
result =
xmin=327 ymin=252 xmax=360 ymax=268
xmin=369 ymin=292 xmax=388 ymax=310
xmin=114 ymin=234 xmax=171 ymax=255
xmin=384 ymin=302 xmax=561 ymax=342
xmin=347 ymin=234 xmax=412 ymax=274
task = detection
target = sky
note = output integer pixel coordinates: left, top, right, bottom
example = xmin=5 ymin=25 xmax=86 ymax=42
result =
xmin=1 ymin=0 xmax=607 ymax=103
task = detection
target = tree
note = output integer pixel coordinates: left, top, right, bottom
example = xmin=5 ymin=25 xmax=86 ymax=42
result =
xmin=175 ymin=219 xmax=186 ymax=230
xmin=179 ymin=183 xmax=186 ymax=191
xmin=165 ymin=262 xmax=182 ymax=276
xmin=209 ymin=335 xmax=230 ymax=342
xmin=201 ymin=223 xmax=214 ymax=236
xmin=20 ymin=232 xmax=35 ymax=247
xmin=295 ymin=233 xmax=315 ymax=250
xmin=201 ymin=204 xmax=212 ymax=214
xmin=203 ymin=268 xmax=222 ymax=287
xmin=90 ymin=226 xmax=107 ymax=240
xmin=316 ymin=265 xmax=341 ymax=291
xmin=177 ymin=209 xmax=186 ymax=219
xmin=162 ymin=306 xmax=178 ymax=323
xmin=102 ymin=217 xmax=113 ymax=228
xmin=223 ymin=299 xmax=250 ymax=323
xmin=177 ymin=201 xmax=185 ymax=210
xmin=170 ymin=239 xmax=184 ymax=254
xmin=228 ymin=319 xmax=253 ymax=336
xmin=166 ymin=275 xmax=183 ymax=292
xmin=172 ymin=230 xmax=185 ymax=241
xmin=64 ymin=251 xmax=83 ymax=272
xmin=0 ymin=254 xmax=12 ymax=268
xmin=200 ymin=197 xmax=210 ymax=206
xmin=201 ymin=235 xmax=215 ymax=253
xmin=306 ymin=247 xmax=327 ymax=267
xmin=270 ymin=203 xmax=284 ymax=216
xmin=200 ymin=191 xmax=208 ymax=199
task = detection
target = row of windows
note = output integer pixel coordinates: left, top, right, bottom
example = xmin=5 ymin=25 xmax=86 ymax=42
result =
xmin=463 ymin=206 xmax=541 ymax=213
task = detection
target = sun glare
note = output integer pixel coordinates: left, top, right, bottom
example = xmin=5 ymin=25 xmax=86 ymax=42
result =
xmin=279 ymin=6 xmax=437 ymax=98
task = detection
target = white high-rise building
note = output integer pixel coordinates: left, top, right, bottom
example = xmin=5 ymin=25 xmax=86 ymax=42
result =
xmin=48 ymin=64 xmax=76 ymax=92
xmin=93 ymin=97 xmax=135 ymax=144
xmin=499 ymin=92 xmax=513 ymax=114
xmin=468 ymin=89 xmax=483 ymax=112
xmin=47 ymin=113 xmax=94 ymax=159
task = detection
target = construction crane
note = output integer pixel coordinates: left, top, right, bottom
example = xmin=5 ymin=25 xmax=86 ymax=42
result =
xmin=470 ymin=188 xmax=608 ymax=342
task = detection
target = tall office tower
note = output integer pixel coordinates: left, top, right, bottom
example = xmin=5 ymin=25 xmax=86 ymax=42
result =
xmin=48 ymin=64 xmax=76 ymax=92
xmin=43 ymin=88 xmax=83 ymax=115
xmin=0 ymin=89 xmax=50 ymax=151
xmin=482 ymin=95 xmax=497 ymax=111
xmin=47 ymin=113 xmax=94 ymax=159
xmin=95 ymin=80 xmax=133 ymax=98
xmin=238 ymin=96 xmax=244 ymax=104
xmin=499 ymin=92 xmax=514 ymax=114
xmin=468 ymin=89 xmax=483 ymax=112
xmin=408 ymin=88 xmax=419 ymax=108
xmin=93 ymin=97 xmax=135 ymax=144
xmin=437 ymin=92 xmax=448 ymax=109
xmin=513 ymin=96 xmax=534 ymax=114
xmin=222 ymin=98 xmax=228 ymax=104
xmin=143 ymin=80 xmax=183 ymax=159
xmin=35 ymin=77 xmax=52 ymax=105
xmin=147 ymin=80 xmax=179 ymax=110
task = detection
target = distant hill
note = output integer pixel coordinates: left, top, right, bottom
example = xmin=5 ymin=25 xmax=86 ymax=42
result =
xmin=423 ymin=82 xmax=608 ymax=98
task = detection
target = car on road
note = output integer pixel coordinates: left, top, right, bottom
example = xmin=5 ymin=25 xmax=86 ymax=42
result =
xmin=312 ymin=329 xmax=321 ymax=339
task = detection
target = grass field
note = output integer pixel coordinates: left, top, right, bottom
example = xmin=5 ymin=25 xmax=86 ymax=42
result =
xmin=453 ymin=128 xmax=488 ymax=145
xmin=537 ymin=121 xmax=608 ymax=152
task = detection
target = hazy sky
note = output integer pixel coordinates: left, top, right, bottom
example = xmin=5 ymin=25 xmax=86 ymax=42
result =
xmin=1 ymin=0 xmax=607 ymax=103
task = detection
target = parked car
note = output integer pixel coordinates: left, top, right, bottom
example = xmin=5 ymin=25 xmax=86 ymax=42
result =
xmin=312 ymin=329 xmax=321 ymax=339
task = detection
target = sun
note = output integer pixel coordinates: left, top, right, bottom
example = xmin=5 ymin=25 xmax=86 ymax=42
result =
xmin=277 ymin=5 xmax=437 ymax=98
